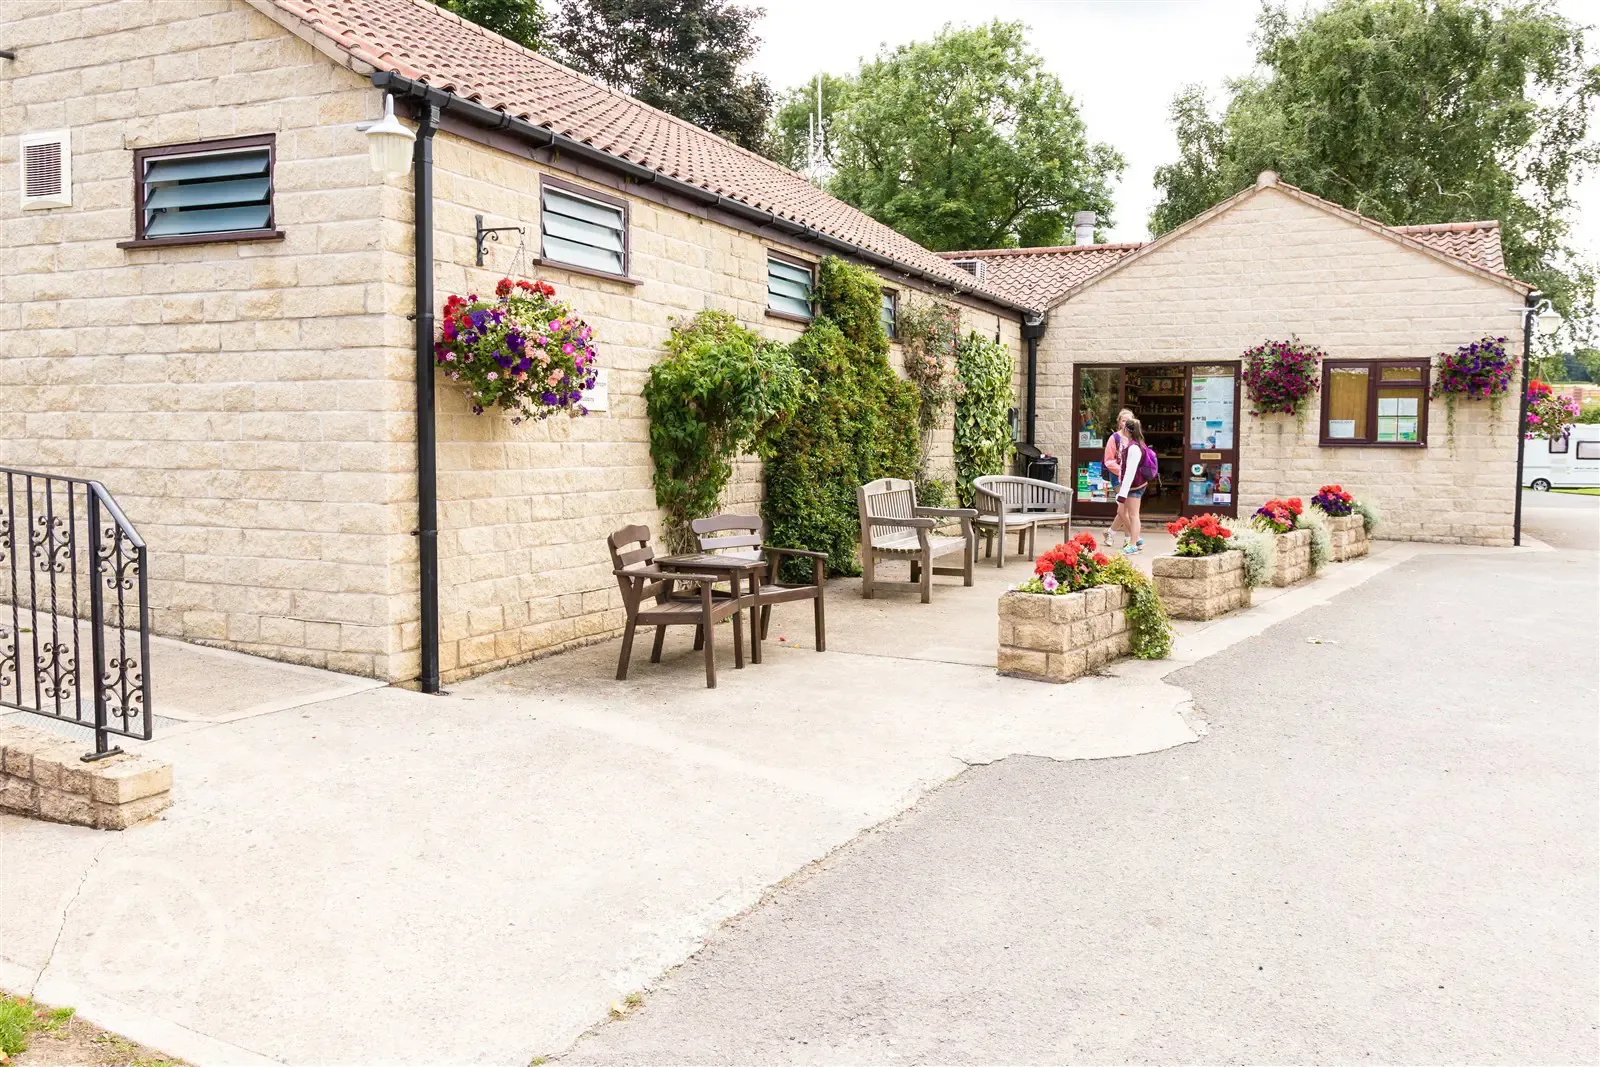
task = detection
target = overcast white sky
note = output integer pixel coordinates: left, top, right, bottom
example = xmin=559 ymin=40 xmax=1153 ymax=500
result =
xmin=750 ymin=0 xmax=1599 ymax=258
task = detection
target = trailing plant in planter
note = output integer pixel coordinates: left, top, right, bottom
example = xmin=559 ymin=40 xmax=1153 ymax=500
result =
xmin=1012 ymin=535 xmax=1172 ymax=659
xmin=435 ymin=278 xmax=597 ymax=422
xmin=1241 ymin=337 xmax=1323 ymax=421
xmin=764 ymin=257 xmax=921 ymax=578
xmin=953 ymin=331 xmax=1015 ymax=506
xmin=1167 ymin=513 xmax=1233 ymax=555
xmin=1352 ymin=498 xmax=1382 ymax=537
xmin=644 ymin=311 xmax=808 ymax=552
xmin=1526 ymin=380 xmax=1581 ymax=442
xmin=1249 ymin=496 xmax=1303 ymax=535
xmin=1433 ymin=336 xmax=1515 ymax=440
xmin=1227 ymin=528 xmax=1275 ymax=589
xmin=1297 ymin=507 xmax=1330 ymax=573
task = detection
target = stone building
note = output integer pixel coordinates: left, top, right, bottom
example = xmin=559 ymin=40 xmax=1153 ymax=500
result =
xmin=0 ymin=0 xmax=1029 ymax=686
xmin=948 ymin=172 xmax=1534 ymax=546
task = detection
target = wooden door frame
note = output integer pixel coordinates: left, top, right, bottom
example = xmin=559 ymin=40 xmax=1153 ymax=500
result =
xmin=1179 ymin=361 xmax=1243 ymax=519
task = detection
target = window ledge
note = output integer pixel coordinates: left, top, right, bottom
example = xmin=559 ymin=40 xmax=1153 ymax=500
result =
xmin=118 ymin=229 xmax=284 ymax=250
xmin=1318 ymin=440 xmax=1428 ymax=449
xmin=532 ymin=257 xmax=643 ymax=287
xmin=765 ymin=308 xmax=814 ymax=325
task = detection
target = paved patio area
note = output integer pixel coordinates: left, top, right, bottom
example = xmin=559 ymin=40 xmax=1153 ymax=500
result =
xmin=1 ymin=533 xmax=1430 ymax=1066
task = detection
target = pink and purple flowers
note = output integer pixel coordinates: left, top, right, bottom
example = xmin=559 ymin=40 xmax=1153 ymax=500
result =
xmin=1311 ymin=484 xmax=1354 ymax=517
xmin=435 ymin=277 xmax=598 ymax=424
xmin=1433 ymin=336 xmax=1515 ymax=401
xmin=1241 ymin=338 xmax=1323 ymax=418
xmin=1525 ymin=380 xmax=1581 ymax=442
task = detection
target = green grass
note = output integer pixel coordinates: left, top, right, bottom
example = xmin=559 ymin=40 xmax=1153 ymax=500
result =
xmin=1552 ymin=487 xmax=1600 ymax=496
xmin=0 ymin=997 xmax=30 ymax=1057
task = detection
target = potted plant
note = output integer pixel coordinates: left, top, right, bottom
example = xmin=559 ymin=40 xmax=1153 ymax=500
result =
xmin=1310 ymin=484 xmax=1369 ymax=561
xmin=1433 ymin=335 xmax=1515 ymax=441
xmin=1251 ymin=497 xmax=1312 ymax=586
xmin=1241 ymin=338 xmax=1323 ymax=425
xmin=997 ymin=534 xmax=1171 ymax=683
xmin=1154 ymin=514 xmax=1250 ymax=619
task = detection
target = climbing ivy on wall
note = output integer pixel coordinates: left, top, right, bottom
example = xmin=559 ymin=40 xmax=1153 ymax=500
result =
xmin=644 ymin=311 xmax=808 ymax=552
xmin=952 ymin=330 xmax=1014 ymax=505
xmin=896 ymin=298 xmax=961 ymax=504
xmin=764 ymin=256 xmax=921 ymax=577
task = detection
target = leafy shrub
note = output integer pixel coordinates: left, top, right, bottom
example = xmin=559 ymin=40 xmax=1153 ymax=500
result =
xmin=1228 ymin=528 xmax=1276 ymax=589
xmin=897 ymin=298 xmax=961 ymax=492
xmin=1098 ymin=557 xmax=1173 ymax=660
xmin=1298 ymin=508 xmax=1330 ymax=573
xmin=1576 ymin=401 xmax=1600 ymax=424
xmin=644 ymin=311 xmax=808 ymax=551
xmin=1167 ymin=513 xmax=1233 ymax=555
xmin=1352 ymin=497 xmax=1382 ymax=537
xmin=953 ymin=331 xmax=1014 ymax=505
xmin=763 ymin=257 xmax=921 ymax=578
xmin=916 ymin=478 xmax=953 ymax=507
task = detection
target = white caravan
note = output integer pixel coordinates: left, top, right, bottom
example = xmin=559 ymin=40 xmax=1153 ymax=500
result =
xmin=1523 ymin=423 xmax=1600 ymax=490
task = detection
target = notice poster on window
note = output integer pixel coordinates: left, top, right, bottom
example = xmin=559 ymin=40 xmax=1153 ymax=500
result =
xmin=1328 ymin=419 xmax=1357 ymax=439
xmin=1189 ymin=374 xmax=1236 ymax=450
xmin=1377 ymin=396 xmax=1419 ymax=442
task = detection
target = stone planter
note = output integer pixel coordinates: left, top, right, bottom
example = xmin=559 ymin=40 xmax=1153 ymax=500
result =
xmin=1270 ymin=528 xmax=1313 ymax=587
xmin=1152 ymin=549 xmax=1250 ymax=620
xmin=997 ymin=586 xmax=1130 ymax=683
xmin=1326 ymin=513 xmax=1369 ymax=561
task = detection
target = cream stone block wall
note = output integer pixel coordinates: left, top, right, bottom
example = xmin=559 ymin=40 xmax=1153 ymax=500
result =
xmin=399 ymin=131 xmax=1025 ymax=682
xmin=0 ymin=1 xmax=416 ymax=678
xmin=1035 ymin=188 xmax=1525 ymax=546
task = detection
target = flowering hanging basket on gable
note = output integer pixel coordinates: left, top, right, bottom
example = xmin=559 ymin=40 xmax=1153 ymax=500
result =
xmin=1241 ymin=338 xmax=1323 ymax=418
xmin=1432 ymin=336 xmax=1515 ymax=402
xmin=435 ymin=278 xmax=598 ymax=424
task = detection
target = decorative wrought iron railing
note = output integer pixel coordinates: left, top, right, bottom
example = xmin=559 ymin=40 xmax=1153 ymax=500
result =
xmin=0 ymin=468 xmax=152 ymax=759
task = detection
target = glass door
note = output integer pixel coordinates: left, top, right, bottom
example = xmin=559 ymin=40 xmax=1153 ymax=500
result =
xmin=1181 ymin=362 xmax=1241 ymax=518
xmin=1070 ymin=365 xmax=1124 ymax=522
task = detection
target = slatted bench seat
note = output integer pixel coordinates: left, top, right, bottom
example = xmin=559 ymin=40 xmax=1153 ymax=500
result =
xmin=856 ymin=477 xmax=977 ymax=603
xmin=972 ymin=475 xmax=1074 ymax=567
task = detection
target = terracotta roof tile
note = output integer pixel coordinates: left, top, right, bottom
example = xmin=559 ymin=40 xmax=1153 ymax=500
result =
xmin=1392 ymin=221 xmax=1507 ymax=274
xmin=941 ymin=244 xmax=1145 ymax=310
xmin=262 ymin=0 xmax=1026 ymax=306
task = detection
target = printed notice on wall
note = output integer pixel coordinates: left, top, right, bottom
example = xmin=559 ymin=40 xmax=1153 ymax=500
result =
xmin=1189 ymin=374 xmax=1236 ymax=450
xmin=580 ymin=368 xmax=609 ymax=412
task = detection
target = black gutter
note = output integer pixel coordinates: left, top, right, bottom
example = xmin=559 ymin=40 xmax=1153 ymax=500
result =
xmin=413 ymin=101 xmax=442 ymax=693
xmin=370 ymin=71 xmax=1035 ymax=317
xmin=1020 ymin=314 xmax=1046 ymax=446
xmin=1512 ymin=290 xmax=1539 ymax=547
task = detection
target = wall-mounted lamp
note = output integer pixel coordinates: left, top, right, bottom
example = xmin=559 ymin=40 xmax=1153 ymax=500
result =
xmin=358 ymin=94 xmax=416 ymax=177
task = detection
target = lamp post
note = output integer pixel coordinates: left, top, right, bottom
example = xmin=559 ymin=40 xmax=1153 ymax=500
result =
xmin=362 ymin=91 xmax=441 ymax=694
xmin=1512 ymin=293 xmax=1563 ymax=547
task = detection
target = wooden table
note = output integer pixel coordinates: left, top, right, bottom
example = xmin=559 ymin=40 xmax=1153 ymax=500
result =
xmin=654 ymin=552 xmax=770 ymax=664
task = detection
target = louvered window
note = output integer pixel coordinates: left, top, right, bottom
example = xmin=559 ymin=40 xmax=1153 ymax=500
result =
xmin=881 ymin=290 xmax=897 ymax=339
xmin=20 ymin=130 xmax=72 ymax=209
xmin=541 ymin=180 xmax=628 ymax=277
xmin=767 ymin=255 xmax=814 ymax=319
xmin=128 ymin=134 xmax=278 ymax=244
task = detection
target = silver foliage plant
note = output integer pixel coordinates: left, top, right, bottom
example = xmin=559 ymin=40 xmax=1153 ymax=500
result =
xmin=1228 ymin=527 xmax=1276 ymax=588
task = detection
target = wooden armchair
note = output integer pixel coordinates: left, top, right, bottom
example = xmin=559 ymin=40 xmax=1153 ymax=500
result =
xmin=606 ymin=524 xmax=744 ymax=688
xmin=691 ymin=514 xmax=827 ymax=653
xmin=971 ymin=475 xmax=1073 ymax=567
xmin=856 ymin=477 xmax=976 ymax=603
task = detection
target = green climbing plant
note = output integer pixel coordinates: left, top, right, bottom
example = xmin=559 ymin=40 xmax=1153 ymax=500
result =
xmin=644 ymin=310 xmax=808 ymax=552
xmin=952 ymin=330 xmax=1014 ymax=505
xmin=764 ymin=256 xmax=921 ymax=578
xmin=896 ymin=298 xmax=961 ymax=502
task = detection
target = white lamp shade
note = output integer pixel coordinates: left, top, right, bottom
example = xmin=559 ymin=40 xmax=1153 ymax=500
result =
xmin=1537 ymin=306 xmax=1563 ymax=336
xmin=365 ymin=95 xmax=416 ymax=176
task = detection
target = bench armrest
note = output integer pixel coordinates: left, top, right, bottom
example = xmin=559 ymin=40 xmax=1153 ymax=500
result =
xmin=614 ymin=566 xmax=719 ymax=585
xmin=914 ymin=506 xmax=979 ymax=519
xmin=864 ymin=515 xmax=937 ymax=530
xmin=764 ymin=545 xmax=828 ymax=560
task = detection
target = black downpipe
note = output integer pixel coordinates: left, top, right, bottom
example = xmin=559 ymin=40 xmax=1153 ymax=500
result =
xmin=1020 ymin=315 xmax=1046 ymax=446
xmin=1512 ymin=290 xmax=1539 ymax=548
xmin=414 ymin=102 xmax=442 ymax=693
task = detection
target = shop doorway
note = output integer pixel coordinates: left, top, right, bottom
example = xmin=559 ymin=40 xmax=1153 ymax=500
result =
xmin=1069 ymin=362 xmax=1241 ymax=521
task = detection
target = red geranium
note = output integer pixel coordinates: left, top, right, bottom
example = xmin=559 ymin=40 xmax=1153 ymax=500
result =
xmin=1030 ymin=532 xmax=1109 ymax=592
xmin=1311 ymin=484 xmax=1355 ymax=517
xmin=1250 ymin=497 xmax=1302 ymax=535
xmin=1168 ymin=513 xmax=1233 ymax=556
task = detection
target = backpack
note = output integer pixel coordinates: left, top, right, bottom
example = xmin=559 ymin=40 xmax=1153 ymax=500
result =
xmin=1121 ymin=440 xmax=1159 ymax=486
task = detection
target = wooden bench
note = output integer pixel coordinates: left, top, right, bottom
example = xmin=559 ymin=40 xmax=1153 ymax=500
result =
xmin=856 ymin=477 xmax=976 ymax=603
xmin=971 ymin=475 xmax=1073 ymax=567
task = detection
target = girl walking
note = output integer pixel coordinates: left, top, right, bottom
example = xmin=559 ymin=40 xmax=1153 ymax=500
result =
xmin=1113 ymin=418 xmax=1150 ymax=554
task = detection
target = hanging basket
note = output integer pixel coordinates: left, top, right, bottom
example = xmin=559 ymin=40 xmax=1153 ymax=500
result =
xmin=1241 ymin=338 xmax=1323 ymax=419
xmin=434 ymin=278 xmax=598 ymax=424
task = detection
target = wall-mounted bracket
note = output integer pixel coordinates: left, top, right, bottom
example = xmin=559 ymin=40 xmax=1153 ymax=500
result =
xmin=475 ymin=214 xmax=525 ymax=266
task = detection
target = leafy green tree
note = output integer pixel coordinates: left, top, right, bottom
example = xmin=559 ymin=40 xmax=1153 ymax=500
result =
xmin=777 ymin=21 xmax=1124 ymax=251
xmin=1150 ymin=0 xmax=1600 ymax=327
xmin=436 ymin=0 xmax=547 ymax=49
xmin=549 ymin=0 xmax=774 ymax=150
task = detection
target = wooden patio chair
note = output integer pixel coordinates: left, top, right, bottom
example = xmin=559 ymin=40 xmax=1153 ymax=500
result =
xmin=606 ymin=524 xmax=744 ymax=688
xmin=691 ymin=514 xmax=827 ymax=652
xmin=971 ymin=475 xmax=1073 ymax=567
xmin=856 ymin=477 xmax=976 ymax=603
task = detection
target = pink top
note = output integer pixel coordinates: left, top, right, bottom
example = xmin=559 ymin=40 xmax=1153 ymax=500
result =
xmin=1103 ymin=429 xmax=1127 ymax=475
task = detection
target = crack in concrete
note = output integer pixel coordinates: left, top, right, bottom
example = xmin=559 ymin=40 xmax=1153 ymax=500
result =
xmin=32 ymin=835 xmax=115 ymax=994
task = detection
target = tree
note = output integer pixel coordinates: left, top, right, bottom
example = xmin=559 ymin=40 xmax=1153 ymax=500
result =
xmin=549 ymin=0 xmax=773 ymax=151
xmin=1150 ymin=0 xmax=1600 ymax=331
xmin=775 ymin=21 xmax=1124 ymax=252
xmin=436 ymin=0 xmax=547 ymax=49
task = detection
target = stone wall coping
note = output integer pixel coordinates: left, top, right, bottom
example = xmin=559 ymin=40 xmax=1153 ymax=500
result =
xmin=0 ymin=722 xmax=173 ymax=831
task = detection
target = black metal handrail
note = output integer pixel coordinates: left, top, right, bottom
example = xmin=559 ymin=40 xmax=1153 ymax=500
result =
xmin=0 ymin=467 xmax=152 ymax=759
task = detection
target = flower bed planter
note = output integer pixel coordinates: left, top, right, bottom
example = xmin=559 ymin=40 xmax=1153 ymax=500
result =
xmin=1326 ymin=513 xmax=1368 ymax=561
xmin=1152 ymin=549 xmax=1250 ymax=620
xmin=997 ymin=586 xmax=1131 ymax=683
xmin=1270 ymin=528 xmax=1313 ymax=586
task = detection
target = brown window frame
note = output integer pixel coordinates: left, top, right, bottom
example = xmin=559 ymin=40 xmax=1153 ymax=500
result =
xmin=1319 ymin=358 xmax=1431 ymax=448
xmin=765 ymin=249 xmax=816 ymax=323
xmin=536 ymin=174 xmax=635 ymax=283
xmin=118 ymin=133 xmax=283 ymax=250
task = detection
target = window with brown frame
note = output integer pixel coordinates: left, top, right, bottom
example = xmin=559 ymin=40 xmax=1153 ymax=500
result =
xmin=539 ymin=175 xmax=630 ymax=279
xmin=766 ymin=252 xmax=814 ymax=320
xmin=1320 ymin=360 xmax=1430 ymax=447
xmin=119 ymin=134 xmax=281 ymax=249
xmin=880 ymin=289 xmax=897 ymax=339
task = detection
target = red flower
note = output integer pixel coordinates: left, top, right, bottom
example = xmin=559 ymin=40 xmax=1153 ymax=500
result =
xmin=1092 ymin=552 xmax=1110 ymax=566
xmin=495 ymin=277 xmax=514 ymax=298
